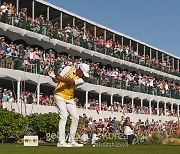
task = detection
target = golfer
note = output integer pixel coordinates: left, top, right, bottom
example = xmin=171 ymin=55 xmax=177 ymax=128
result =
xmin=49 ymin=63 xmax=89 ymax=147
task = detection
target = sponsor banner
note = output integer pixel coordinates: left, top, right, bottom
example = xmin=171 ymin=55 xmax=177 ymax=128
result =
xmin=24 ymin=136 xmax=38 ymax=146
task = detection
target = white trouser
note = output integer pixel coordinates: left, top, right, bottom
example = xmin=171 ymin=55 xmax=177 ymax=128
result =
xmin=54 ymin=95 xmax=79 ymax=143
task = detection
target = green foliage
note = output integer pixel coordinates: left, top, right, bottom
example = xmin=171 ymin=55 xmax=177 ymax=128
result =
xmin=148 ymin=133 xmax=164 ymax=144
xmin=27 ymin=113 xmax=59 ymax=135
xmin=0 ymin=109 xmax=27 ymax=143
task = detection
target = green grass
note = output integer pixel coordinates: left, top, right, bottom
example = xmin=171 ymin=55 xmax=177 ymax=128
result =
xmin=0 ymin=144 xmax=180 ymax=154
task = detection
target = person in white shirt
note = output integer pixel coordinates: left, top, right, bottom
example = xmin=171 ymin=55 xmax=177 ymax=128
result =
xmin=123 ymin=117 xmax=134 ymax=144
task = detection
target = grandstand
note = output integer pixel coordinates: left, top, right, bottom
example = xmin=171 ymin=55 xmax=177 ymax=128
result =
xmin=0 ymin=0 xmax=180 ymax=124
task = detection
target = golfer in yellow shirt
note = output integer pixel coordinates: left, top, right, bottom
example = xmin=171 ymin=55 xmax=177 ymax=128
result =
xmin=49 ymin=63 xmax=89 ymax=147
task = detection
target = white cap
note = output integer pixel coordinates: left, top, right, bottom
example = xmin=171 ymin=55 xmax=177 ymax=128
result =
xmin=79 ymin=63 xmax=89 ymax=77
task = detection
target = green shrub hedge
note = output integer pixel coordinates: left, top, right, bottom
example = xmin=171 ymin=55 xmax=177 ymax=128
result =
xmin=0 ymin=109 xmax=82 ymax=143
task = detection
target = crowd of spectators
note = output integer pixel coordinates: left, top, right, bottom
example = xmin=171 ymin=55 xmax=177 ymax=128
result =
xmin=0 ymin=2 xmax=179 ymax=77
xmin=1 ymin=86 xmax=178 ymax=117
xmin=78 ymin=114 xmax=179 ymax=144
xmin=0 ymin=87 xmax=55 ymax=108
xmin=78 ymin=99 xmax=178 ymax=117
xmin=0 ymin=36 xmax=180 ymax=99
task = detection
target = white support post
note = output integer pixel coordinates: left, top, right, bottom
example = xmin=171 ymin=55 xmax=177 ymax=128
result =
xmin=172 ymin=58 xmax=174 ymax=70
xmin=178 ymin=105 xmax=179 ymax=117
xmin=32 ymin=0 xmax=35 ymax=21
xmin=167 ymin=55 xmax=169 ymax=63
xmin=131 ymin=98 xmax=134 ymax=109
xmin=113 ymin=34 xmax=115 ymax=42
xmin=122 ymin=37 xmax=124 ymax=46
xmin=94 ymin=26 xmax=96 ymax=38
xmin=150 ymin=48 xmax=152 ymax=59
xmin=84 ymin=22 xmax=86 ymax=32
xmin=141 ymin=99 xmax=143 ymax=107
xmin=171 ymin=103 xmax=173 ymax=113
xmin=60 ymin=12 xmax=63 ymax=30
xmin=156 ymin=51 xmax=158 ymax=61
xmin=47 ymin=6 xmax=50 ymax=21
xmin=177 ymin=59 xmax=179 ymax=71
xmin=137 ymin=43 xmax=138 ymax=52
xmin=37 ymin=84 xmax=40 ymax=106
xmin=129 ymin=40 xmax=131 ymax=47
xmin=17 ymin=81 xmax=20 ymax=104
xmin=121 ymin=97 xmax=124 ymax=106
xmin=104 ymin=30 xmax=106 ymax=41
xmin=73 ymin=17 xmax=75 ymax=26
xmin=164 ymin=103 xmax=166 ymax=116
xmin=162 ymin=53 xmax=164 ymax=62
xmin=85 ymin=91 xmax=88 ymax=109
xmin=149 ymin=101 xmax=152 ymax=115
xmin=94 ymin=26 xmax=97 ymax=51
xmin=110 ymin=95 xmax=113 ymax=105
xmin=99 ymin=93 xmax=101 ymax=111
xmin=16 ymin=0 xmax=19 ymax=14
xmin=157 ymin=102 xmax=159 ymax=115
xmin=144 ymin=46 xmax=146 ymax=58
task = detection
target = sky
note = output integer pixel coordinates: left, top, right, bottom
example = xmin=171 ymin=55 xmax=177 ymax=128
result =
xmin=46 ymin=0 xmax=180 ymax=57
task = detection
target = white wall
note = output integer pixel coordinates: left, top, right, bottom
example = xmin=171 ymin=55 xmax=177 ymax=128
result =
xmin=3 ymin=102 xmax=178 ymax=123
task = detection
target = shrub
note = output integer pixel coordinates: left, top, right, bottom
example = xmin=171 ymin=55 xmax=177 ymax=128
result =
xmin=148 ymin=133 xmax=164 ymax=144
xmin=0 ymin=109 xmax=27 ymax=143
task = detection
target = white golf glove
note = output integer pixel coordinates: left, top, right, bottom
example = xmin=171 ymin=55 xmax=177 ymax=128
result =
xmin=48 ymin=72 xmax=56 ymax=78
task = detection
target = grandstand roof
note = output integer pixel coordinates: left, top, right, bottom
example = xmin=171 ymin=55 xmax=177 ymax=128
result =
xmin=32 ymin=0 xmax=179 ymax=59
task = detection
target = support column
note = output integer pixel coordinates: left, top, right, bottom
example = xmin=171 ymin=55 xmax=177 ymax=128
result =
xmin=162 ymin=53 xmax=164 ymax=62
xmin=129 ymin=40 xmax=131 ymax=47
xmin=94 ymin=26 xmax=97 ymax=51
xmin=32 ymin=0 xmax=35 ymax=21
xmin=16 ymin=0 xmax=19 ymax=14
xmin=172 ymin=58 xmax=174 ymax=70
xmin=84 ymin=22 xmax=86 ymax=32
xmin=121 ymin=97 xmax=124 ymax=106
xmin=94 ymin=26 xmax=97 ymax=38
xmin=149 ymin=100 xmax=152 ymax=115
xmin=157 ymin=102 xmax=159 ymax=115
xmin=110 ymin=95 xmax=113 ymax=105
xmin=150 ymin=48 xmax=152 ymax=59
xmin=140 ymin=99 xmax=143 ymax=107
xmin=47 ymin=6 xmax=50 ymax=21
xmin=177 ymin=59 xmax=179 ymax=71
xmin=177 ymin=105 xmax=179 ymax=117
xmin=164 ymin=102 xmax=166 ymax=116
xmin=113 ymin=34 xmax=115 ymax=42
xmin=99 ymin=93 xmax=101 ymax=111
xmin=60 ymin=12 xmax=63 ymax=30
xmin=73 ymin=17 xmax=75 ymax=26
xmin=131 ymin=98 xmax=134 ymax=109
xmin=37 ymin=84 xmax=40 ymax=106
xmin=171 ymin=103 xmax=173 ymax=113
xmin=122 ymin=37 xmax=124 ymax=46
xmin=104 ymin=30 xmax=106 ymax=41
xmin=17 ymin=81 xmax=20 ymax=104
xmin=137 ymin=43 xmax=139 ymax=51
xmin=144 ymin=46 xmax=146 ymax=58
xmin=167 ymin=55 xmax=169 ymax=63
xmin=156 ymin=51 xmax=158 ymax=61
xmin=85 ymin=91 xmax=88 ymax=109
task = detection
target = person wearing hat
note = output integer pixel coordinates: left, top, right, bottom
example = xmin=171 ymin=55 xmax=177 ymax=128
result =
xmin=49 ymin=63 xmax=89 ymax=147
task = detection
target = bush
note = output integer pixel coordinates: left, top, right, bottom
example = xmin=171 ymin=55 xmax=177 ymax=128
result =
xmin=148 ymin=133 xmax=164 ymax=144
xmin=0 ymin=109 xmax=83 ymax=143
xmin=0 ymin=109 xmax=27 ymax=143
